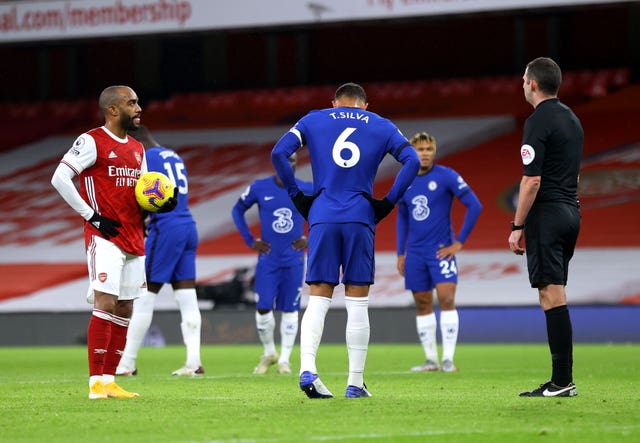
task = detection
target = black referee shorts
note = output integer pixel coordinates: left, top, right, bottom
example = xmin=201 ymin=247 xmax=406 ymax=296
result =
xmin=525 ymin=202 xmax=580 ymax=288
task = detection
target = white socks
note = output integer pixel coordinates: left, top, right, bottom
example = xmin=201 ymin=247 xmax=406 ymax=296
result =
xmin=279 ymin=311 xmax=299 ymax=364
xmin=256 ymin=311 xmax=277 ymax=357
xmin=299 ymin=296 xmax=331 ymax=375
xmin=416 ymin=310 xmax=459 ymax=363
xmin=175 ymin=288 xmax=202 ymax=368
xmin=119 ymin=289 xmax=202 ymax=371
xmin=119 ymin=291 xmax=156 ymax=370
xmin=345 ymin=296 xmax=370 ymax=388
xmin=416 ymin=313 xmax=439 ymax=363
xmin=440 ymin=309 xmax=459 ymax=363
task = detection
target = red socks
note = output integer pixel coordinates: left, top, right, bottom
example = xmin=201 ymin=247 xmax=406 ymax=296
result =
xmin=87 ymin=309 xmax=111 ymax=377
xmin=87 ymin=309 xmax=130 ymax=377
xmin=103 ymin=315 xmax=130 ymax=376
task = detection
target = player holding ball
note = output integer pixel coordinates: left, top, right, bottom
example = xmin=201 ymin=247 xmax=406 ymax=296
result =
xmin=51 ymin=86 xmax=176 ymax=400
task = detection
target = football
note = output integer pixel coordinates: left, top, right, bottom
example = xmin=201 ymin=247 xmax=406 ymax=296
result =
xmin=134 ymin=171 xmax=175 ymax=212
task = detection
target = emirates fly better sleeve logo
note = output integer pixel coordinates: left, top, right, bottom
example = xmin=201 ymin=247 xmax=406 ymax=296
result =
xmin=521 ymin=144 xmax=535 ymax=165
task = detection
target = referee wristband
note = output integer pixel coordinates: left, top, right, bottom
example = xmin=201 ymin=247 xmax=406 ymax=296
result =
xmin=511 ymin=221 xmax=525 ymax=231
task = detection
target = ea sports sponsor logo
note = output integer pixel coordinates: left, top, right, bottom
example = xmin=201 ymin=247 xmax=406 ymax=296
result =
xmin=521 ymin=144 xmax=535 ymax=165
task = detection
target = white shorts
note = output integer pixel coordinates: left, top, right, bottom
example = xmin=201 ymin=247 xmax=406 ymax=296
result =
xmin=86 ymin=235 xmax=146 ymax=302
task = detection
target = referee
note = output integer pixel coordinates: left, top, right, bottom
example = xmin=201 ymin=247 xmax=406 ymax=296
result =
xmin=508 ymin=57 xmax=583 ymax=397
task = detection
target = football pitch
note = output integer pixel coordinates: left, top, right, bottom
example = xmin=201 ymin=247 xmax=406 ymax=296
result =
xmin=1 ymin=343 xmax=638 ymax=443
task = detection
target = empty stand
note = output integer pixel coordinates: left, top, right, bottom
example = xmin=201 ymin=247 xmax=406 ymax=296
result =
xmin=0 ymin=68 xmax=630 ymax=151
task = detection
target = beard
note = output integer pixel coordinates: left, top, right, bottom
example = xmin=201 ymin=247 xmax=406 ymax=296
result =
xmin=120 ymin=113 xmax=139 ymax=131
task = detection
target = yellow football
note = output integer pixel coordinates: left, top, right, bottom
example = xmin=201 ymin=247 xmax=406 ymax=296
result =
xmin=134 ymin=171 xmax=175 ymax=212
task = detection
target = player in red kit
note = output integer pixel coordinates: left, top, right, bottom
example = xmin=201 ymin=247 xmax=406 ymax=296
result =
xmin=51 ymin=85 xmax=176 ymax=399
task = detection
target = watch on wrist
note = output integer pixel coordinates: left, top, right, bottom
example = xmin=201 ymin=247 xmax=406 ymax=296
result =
xmin=511 ymin=221 xmax=525 ymax=231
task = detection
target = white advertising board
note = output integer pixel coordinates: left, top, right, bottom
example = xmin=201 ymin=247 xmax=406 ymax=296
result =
xmin=0 ymin=0 xmax=632 ymax=43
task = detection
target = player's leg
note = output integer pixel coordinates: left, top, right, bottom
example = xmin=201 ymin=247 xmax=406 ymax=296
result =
xmin=102 ymin=253 xmax=144 ymax=398
xmin=275 ymin=263 xmax=303 ymax=374
xmin=253 ymin=260 xmax=279 ymax=374
xmin=171 ymin=224 xmax=203 ymax=375
xmin=117 ymin=285 xmax=158 ymax=376
xmin=412 ymin=291 xmax=439 ymax=371
xmin=172 ymin=282 xmax=203 ymax=375
xmin=276 ymin=311 xmax=298 ymax=374
xmin=299 ymin=224 xmax=339 ymax=397
xmin=429 ymin=254 xmax=459 ymax=372
xmin=299 ymin=287 xmax=333 ymax=397
xmin=435 ymin=282 xmax=459 ymax=372
xmin=342 ymin=224 xmax=374 ymax=398
xmin=87 ymin=289 xmax=116 ymax=399
xmin=405 ymin=253 xmax=439 ymax=371
xmin=343 ymin=285 xmax=372 ymax=398
xmin=86 ymin=236 xmax=122 ymax=399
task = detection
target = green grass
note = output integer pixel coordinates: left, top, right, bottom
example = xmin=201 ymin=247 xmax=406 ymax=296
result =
xmin=0 ymin=344 xmax=639 ymax=443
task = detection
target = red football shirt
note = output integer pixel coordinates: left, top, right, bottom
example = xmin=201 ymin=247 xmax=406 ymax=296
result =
xmin=62 ymin=127 xmax=146 ymax=256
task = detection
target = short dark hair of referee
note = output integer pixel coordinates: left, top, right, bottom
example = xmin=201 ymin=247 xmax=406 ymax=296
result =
xmin=509 ymin=57 xmax=584 ymax=398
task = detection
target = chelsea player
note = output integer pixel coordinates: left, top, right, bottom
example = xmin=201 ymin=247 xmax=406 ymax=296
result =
xmin=271 ymin=83 xmax=420 ymax=399
xmin=396 ymin=132 xmax=482 ymax=374
xmin=232 ymin=153 xmax=312 ymax=375
xmin=117 ymin=125 xmax=204 ymax=377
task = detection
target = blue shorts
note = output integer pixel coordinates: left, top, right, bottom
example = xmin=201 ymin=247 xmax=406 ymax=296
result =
xmin=306 ymin=223 xmax=375 ymax=286
xmin=254 ymin=258 xmax=304 ymax=311
xmin=404 ymin=251 xmax=458 ymax=292
xmin=145 ymin=220 xmax=198 ymax=283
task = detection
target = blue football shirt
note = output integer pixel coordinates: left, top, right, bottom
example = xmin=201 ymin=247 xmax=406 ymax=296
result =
xmin=272 ymin=107 xmax=419 ymax=228
xmin=397 ymin=165 xmax=481 ymax=255
xmin=145 ymin=146 xmax=192 ymax=223
xmin=232 ymin=177 xmax=312 ymax=266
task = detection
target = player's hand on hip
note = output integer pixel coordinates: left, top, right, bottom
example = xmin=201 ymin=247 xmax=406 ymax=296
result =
xmin=88 ymin=212 xmax=122 ymax=239
xmin=292 ymin=235 xmax=308 ymax=250
xmin=508 ymin=230 xmax=525 ymax=255
xmin=437 ymin=241 xmax=462 ymax=261
xmin=291 ymin=190 xmax=317 ymax=220
xmin=362 ymin=193 xmax=394 ymax=224
xmin=157 ymin=188 xmax=178 ymax=213
xmin=252 ymin=239 xmax=271 ymax=254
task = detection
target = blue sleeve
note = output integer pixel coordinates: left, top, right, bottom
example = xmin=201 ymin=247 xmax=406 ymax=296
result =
xmin=396 ymin=200 xmax=409 ymax=255
xmin=271 ymin=131 xmax=303 ymax=198
xmin=231 ymin=199 xmax=255 ymax=248
xmin=456 ymin=189 xmax=483 ymax=244
xmin=297 ymin=180 xmax=314 ymax=195
xmin=386 ymin=144 xmax=420 ymax=204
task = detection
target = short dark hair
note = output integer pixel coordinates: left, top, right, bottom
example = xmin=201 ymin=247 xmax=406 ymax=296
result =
xmin=334 ymin=83 xmax=367 ymax=103
xmin=526 ymin=57 xmax=562 ymax=96
xmin=410 ymin=132 xmax=436 ymax=147
xmin=98 ymin=85 xmax=129 ymax=113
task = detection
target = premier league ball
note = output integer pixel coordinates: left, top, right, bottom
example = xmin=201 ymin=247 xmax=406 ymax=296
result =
xmin=134 ymin=171 xmax=175 ymax=212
